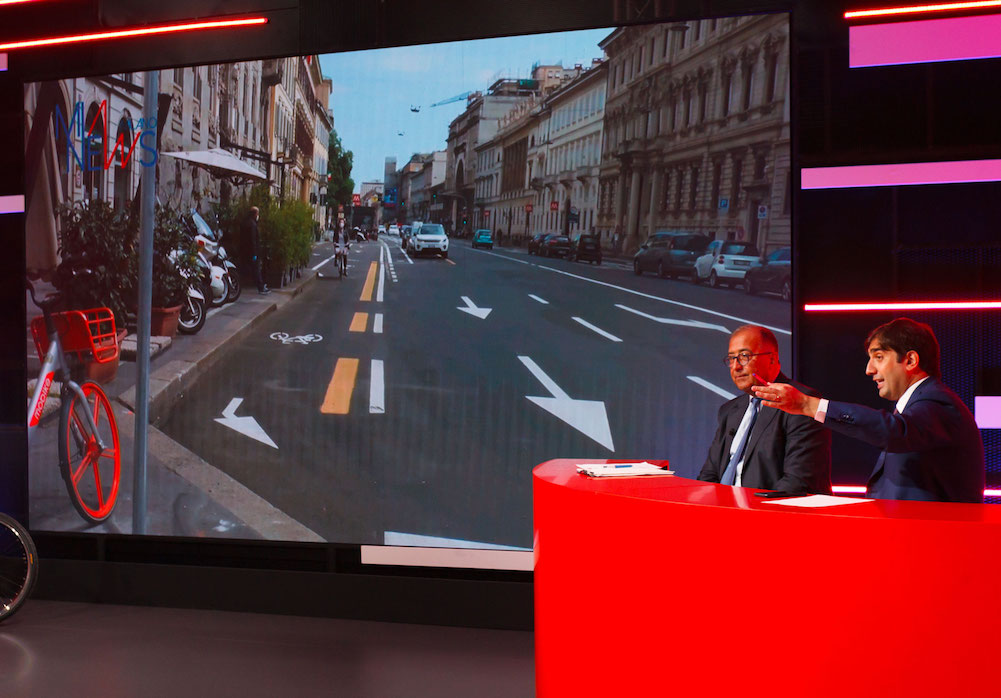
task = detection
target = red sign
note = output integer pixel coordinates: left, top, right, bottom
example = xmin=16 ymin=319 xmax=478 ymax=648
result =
xmin=352 ymin=193 xmax=361 ymax=206
xmin=550 ymin=201 xmax=559 ymax=212
xmin=483 ymin=210 xmax=490 ymax=218
xmin=525 ymin=204 xmax=533 ymax=213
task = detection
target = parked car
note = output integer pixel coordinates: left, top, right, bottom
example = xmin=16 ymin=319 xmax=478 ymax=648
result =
xmin=527 ymin=233 xmax=548 ymax=255
xmin=570 ymin=234 xmax=602 ymax=264
xmin=377 ymin=224 xmax=386 ymax=235
xmin=472 ymin=229 xmax=494 ymax=249
xmin=540 ymin=234 xmax=571 ymax=258
xmin=633 ymin=231 xmax=709 ymax=278
xmin=407 ymin=223 xmax=449 ymax=257
xmin=693 ymin=240 xmax=761 ymax=288
xmin=744 ymin=247 xmax=791 ymax=301
xmin=388 ymin=224 xmax=400 ymax=236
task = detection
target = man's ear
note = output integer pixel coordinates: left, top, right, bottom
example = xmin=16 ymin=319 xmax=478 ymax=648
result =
xmin=905 ymin=350 xmax=921 ymax=371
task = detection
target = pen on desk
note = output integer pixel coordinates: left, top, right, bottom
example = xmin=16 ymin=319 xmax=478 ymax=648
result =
xmin=614 ymin=464 xmax=632 ymax=469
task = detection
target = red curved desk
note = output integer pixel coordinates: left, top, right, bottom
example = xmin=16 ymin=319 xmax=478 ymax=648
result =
xmin=534 ymin=459 xmax=1001 ymax=698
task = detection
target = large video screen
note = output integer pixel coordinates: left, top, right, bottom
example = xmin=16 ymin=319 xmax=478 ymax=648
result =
xmin=23 ymin=13 xmax=791 ymax=547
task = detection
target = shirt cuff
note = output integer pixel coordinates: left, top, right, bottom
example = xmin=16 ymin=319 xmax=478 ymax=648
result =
xmin=814 ymin=398 xmax=829 ymax=423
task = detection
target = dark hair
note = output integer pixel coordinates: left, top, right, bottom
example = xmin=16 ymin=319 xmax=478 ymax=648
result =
xmin=731 ymin=324 xmax=779 ymax=353
xmin=865 ymin=317 xmax=940 ymax=378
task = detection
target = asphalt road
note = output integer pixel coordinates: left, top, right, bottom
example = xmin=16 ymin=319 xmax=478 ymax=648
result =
xmin=158 ymin=235 xmax=791 ymax=548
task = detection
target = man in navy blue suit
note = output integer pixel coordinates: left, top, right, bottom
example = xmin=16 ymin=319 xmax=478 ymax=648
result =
xmin=753 ymin=318 xmax=985 ymax=503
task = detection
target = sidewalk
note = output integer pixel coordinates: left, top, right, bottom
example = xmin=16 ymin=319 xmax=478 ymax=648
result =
xmin=27 ymin=266 xmax=324 ymax=539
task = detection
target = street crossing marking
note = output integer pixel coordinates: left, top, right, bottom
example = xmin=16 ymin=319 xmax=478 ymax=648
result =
xmin=370 ymin=359 xmax=385 ymax=414
xmin=374 ymin=313 xmax=384 ymax=334
xmin=478 ymin=249 xmax=791 ymax=335
xmin=528 ymin=294 xmax=549 ymax=304
xmin=360 ymin=262 xmax=378 ymax=301
xmin=687 ymin=376 xmax=737 ymax=400
xmin=349 ymin=312 xmax=369 ymax=332
xmin=321 ymin=358 xmax=359 ymax=414
xmin=572 ymin=317 xmax=623 ymax=342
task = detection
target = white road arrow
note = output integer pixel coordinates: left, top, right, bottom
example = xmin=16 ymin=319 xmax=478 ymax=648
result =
xmin=518 ymin=355 xmax=614 ymax=452
xmin=214 ymin=398 xmax=278 ymax=449
xmin=458 ymin=296 xmax=492 ymax=319
xmin=615 ymin=304 xmax=729 ymax=333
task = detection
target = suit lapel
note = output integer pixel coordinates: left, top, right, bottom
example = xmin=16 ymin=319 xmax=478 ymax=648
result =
xmin=721 ymin=398 xmax=746 ymax=460
xmin=742 ymin=404 xmax=777 ymax=464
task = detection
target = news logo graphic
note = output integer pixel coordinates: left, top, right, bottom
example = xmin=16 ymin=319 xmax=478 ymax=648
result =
xmin=55 ymin=99 xmax=158 ymax=172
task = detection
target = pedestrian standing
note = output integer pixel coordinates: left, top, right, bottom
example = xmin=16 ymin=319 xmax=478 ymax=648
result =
xmin=244 ymin=206 xmax=270 ymax=295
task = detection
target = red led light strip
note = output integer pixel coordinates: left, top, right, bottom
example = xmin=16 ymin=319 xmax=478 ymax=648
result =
xmin=805 ymin=301 xmax=1001 ymax=311
xmin=0 ymin=16 xmax=268 ymax=51
xmin=834 ymin=486 xmax=1001 ymax=496
xmin=846 ymin=1 xmax=1001 ymax=19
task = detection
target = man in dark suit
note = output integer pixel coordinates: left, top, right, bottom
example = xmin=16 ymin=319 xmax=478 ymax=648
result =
xmin=753 ymin=317 xmax=985 ymax=503
xmin=698 ymin=325 xmax=832 ymax=494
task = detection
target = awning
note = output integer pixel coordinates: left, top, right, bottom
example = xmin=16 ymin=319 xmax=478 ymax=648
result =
xmin=160 ymin=147 xmax=267 ymax=183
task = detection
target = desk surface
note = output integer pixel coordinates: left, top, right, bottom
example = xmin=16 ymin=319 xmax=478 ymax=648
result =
xmin=533 ymin=459 xmax=1001 ymax=698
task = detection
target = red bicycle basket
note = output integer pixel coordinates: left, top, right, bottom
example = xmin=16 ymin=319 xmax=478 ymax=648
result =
xmin=31 ymin=308 xmax=118 ymax=364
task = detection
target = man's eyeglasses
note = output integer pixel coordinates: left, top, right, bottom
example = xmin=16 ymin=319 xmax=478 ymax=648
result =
xmin=724 ymin=351 xmax=772 ymax=367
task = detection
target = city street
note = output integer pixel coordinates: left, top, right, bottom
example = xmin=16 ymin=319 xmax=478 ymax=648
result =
xmin=158 ymin=235 xmax=791 ymax=549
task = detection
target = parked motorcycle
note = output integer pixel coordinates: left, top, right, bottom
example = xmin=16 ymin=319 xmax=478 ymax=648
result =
xmin=189 ymin=210 xmax=240 ymax=306
xmin=169 ymin=249 xmax=207 ymax=335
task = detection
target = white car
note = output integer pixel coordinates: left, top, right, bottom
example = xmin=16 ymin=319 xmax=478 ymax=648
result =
xmin=693 ymin=240 xmax=761 ymax=288
xmin=388 ymin=224 xmax=400 ymax=236
xmin=407 ymin=223 xmax=449 ymax=258
xmin=378 ymin=224 xmax=386 ymax=235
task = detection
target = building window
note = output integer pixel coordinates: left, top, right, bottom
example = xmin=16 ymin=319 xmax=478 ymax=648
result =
xmin=193 ymin=67 xmax=202 ymax=100
xmin=721 ymin=73 xmax=733 ymax=117
xmin=730 ymin=158 xmax=743 ymax=212
xmin=765 ymin=54 xmax=779 ymax=102
xmin=710 ymin=161 xmax=722 ymax=209
xmin=689 ymin=166 xmax=700 ymax=210
xmin=742 ymin=64 xmax=754 ymax=111
xmin=173 ymin=68 xmax=184 ymax=87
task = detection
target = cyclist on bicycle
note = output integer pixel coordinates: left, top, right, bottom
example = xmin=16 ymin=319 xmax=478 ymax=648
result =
xmin=334 ymin=222 xmax=351 ymax=276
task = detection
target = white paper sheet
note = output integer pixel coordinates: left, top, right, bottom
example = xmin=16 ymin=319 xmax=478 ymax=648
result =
xmin=576 ymin=462 xmax=673 ymax=477
xmin=761 ymin=494 xmax=873 ymax=508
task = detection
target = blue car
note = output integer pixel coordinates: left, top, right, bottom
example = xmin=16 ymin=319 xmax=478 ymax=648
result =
xmin=472 ymin=229 xmax=493 ymax=249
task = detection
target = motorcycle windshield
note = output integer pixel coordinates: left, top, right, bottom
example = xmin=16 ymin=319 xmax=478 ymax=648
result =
xmin=190 ymin=211 xmax=218 ymax=241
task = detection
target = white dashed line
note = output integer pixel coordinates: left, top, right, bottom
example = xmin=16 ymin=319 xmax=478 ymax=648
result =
xmin=572 ymin=317 xmax=623 ymax=342
xmin=528 ymin=294 xmax=549 ymax=304
xmin=374 ymin=313 xmax=383 ymax=334
xmin=370 ymin=359 xmax=385 ymax=414
xmin=312 ymin=253 xmax=337 ymax=271
xmin=687 ymin=376 xmax=737 ymax=400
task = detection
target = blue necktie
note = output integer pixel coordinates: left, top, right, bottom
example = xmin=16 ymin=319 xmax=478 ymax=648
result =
xmin=720 ymin=397 xmax=761 ymax=486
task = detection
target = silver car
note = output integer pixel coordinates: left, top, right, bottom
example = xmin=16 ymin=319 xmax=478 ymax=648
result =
xmin=407 ymin=223 xmax=449 ymax=258
xmin=693 ymin=240 xmax=760 ymax=288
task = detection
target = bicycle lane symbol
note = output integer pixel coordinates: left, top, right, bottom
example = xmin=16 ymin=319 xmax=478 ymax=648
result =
xmin=269 ymin=332 xmax=323 ymax=345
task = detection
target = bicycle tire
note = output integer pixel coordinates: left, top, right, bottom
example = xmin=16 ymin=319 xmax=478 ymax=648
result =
xmin=0 ymin=513 xmax=38 ymax=623
xmin=58 ymin=381 xmax=121 ymax=524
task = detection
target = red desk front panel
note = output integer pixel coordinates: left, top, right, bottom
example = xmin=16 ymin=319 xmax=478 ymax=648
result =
xmin=534 ymin=460 xmax=1001 ymax=697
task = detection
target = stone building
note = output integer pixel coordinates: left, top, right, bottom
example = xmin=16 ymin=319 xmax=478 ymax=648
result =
xmin=597 ymin=15 xmax=790 ymax=255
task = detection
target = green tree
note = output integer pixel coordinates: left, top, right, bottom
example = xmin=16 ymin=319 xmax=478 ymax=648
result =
xmin=326 ymin=129 xmax=354 ymax=208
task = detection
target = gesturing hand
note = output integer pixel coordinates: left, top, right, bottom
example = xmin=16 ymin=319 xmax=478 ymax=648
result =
xmin=751 ymin=381 xmax=820 ymax=418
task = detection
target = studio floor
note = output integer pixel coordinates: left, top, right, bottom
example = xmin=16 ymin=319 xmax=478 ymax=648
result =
xmin=0 ymin=600 xmax=535 ymax=697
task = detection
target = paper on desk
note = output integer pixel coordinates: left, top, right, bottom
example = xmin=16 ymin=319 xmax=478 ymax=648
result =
xmin=576 ymin=462 xmax=673 ymax=477
xmin=761 ymin=494 xmax=873 ymax=508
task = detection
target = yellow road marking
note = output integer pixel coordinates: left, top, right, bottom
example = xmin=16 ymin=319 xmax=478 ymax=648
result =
xmin=349 ymin=312 xmax=369 ymax=332
xmin=360 ymin=262 xmax=378 ymax=301
xmin=321 ymin=358 xmax=359 ymax=414
xmin=446 ymin=259 xmax=456 ymax=266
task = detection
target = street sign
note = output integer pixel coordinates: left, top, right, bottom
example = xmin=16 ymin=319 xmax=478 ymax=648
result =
xmin=718 ymin=198 xmax=729 ymax=210
xmin=757 ymin=204 xmax=768 ymax=219
xmin=525 ymin=204 xmax=533 ymax=213
xmin=483 ymin=210 xmax=490 ymax=218
xmin=550 ymin=201 xmax=559 ymax=211
xmin=352 ymin=194 xmax=361 ymax=206
xmin=338 ymin=204 xmax=344 ymax=212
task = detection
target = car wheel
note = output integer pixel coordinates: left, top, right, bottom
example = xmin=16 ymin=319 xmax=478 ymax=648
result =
xmin=633 ymin=260 xmax=642 ymax=276
xmin=442 ymin=250 xmax=448 ymax=259
xmin=781 ymin=279 xmax=791 ymax=302
xmin=709 ymin=271 xmax=720 ymax=288
xmin=745 ymin=277 xmax=756 ymax=295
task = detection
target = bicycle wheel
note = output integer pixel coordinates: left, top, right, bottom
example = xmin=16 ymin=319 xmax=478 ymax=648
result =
xmin=58 ymin=381 xmax=121 ymax=524
xmin=0 ymin=513 xmax=37 ymax=623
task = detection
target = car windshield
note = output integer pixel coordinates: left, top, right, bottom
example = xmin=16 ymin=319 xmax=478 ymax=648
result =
xmin=476 ymin=230 xmax=491 ymax=236
xmin=721 ymin=242 xmax=758 ymax=256
xmin=421 ymin=225 xmax=444 ymax=235
xmin=552 ymin=236 xmax=569 ymax=242
xmin=770 ymin=248 xmax=791 ymax=262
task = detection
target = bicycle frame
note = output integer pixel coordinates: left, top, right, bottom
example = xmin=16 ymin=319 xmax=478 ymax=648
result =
xmin=27 ymin=331 xmax=104 ymax=447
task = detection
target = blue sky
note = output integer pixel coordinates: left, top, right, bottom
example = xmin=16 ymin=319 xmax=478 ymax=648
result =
xmin=319 ymin=28 xmax=612 ymax=192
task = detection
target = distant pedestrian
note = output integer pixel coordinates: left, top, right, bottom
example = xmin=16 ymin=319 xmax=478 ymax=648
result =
xmin=244 ymin=206 xmax=269 ymax=295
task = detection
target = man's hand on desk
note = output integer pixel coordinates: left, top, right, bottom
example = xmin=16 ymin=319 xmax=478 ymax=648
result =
xmin=752 ymin=381 xmax=821 ymax=419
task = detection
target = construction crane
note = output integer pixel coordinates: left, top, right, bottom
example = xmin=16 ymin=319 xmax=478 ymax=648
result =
xmin=429 ymin=91 xmax=473 ymax=108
